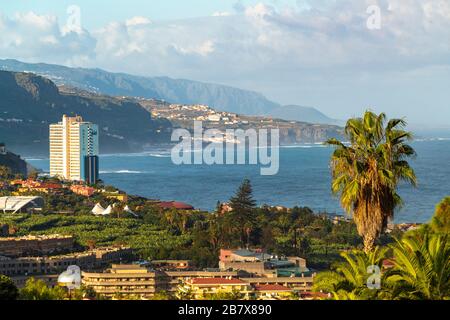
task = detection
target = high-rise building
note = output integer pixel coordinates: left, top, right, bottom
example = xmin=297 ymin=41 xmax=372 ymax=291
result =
xmin=50 ymin=115 xmax=99 ymax=183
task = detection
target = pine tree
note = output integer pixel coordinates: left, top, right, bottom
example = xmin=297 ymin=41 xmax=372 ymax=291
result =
xmin=229 ymin=179 xmax=256 ymax=247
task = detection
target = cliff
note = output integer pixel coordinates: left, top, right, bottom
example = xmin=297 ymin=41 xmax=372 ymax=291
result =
xmin=0 ymin=71 xmax=172 ymax=156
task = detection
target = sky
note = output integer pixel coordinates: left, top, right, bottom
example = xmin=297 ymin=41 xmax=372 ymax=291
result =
xmin=1 ymin=0 xmax=450 ymax=128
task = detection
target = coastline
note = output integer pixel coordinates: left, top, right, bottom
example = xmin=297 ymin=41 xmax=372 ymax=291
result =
xmin=21 ymin=139 xmax=450 ymax=224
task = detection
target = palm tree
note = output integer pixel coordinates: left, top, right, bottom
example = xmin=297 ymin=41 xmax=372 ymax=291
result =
xmin=313 ymin=247 xmax=388 ymax=300
xmin=385 ymin=233 xmax=450 ymax=300
xmin=326 ymin=111 xmax=417 ymax=252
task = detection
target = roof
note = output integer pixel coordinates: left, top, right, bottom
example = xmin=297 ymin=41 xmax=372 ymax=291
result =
xmin=37 ymin=183 xmax=62 ymax=189
xmin=254 ymin=284 xmax=292 ymax=292
xmin=0 ymin=196 xmax=44 ymax=213
xmin=158 ymin=201 xmax=194 ymax=210
xmin=71 ymin=185 xmax=95 ymax=191
xmin=190 ymin=278 xmax=246 ymax=285
xmin=0 ymin=234 xmax=72 ymax=242
xmin=230 ymin=249 xmax=273 ymax=261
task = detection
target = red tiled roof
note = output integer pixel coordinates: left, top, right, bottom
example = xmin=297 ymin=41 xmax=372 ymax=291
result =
xmin=158 ymin=201 xmax=194 ymax=210
xmin=254 ymin=284 xmax=291 ymax=292
xmin=38 ymin=183 xmax=62 ymax=189
xmin=190 ymin=278 xmax=245 ymax=285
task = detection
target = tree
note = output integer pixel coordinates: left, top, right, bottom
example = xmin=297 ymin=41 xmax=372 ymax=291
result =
xmin=28 ymin=170 xmax=39 ymax=181
xmin=0 ymin=166 xmax=12 ymax=180
xmin=176 ymin=285 xmax=194 ymax=300
xmin=0 ymin=275 xmax=19 ymax=300
xmin=151 ymin=290 xmax=173 ymax=300
xmin=229 ymin=179 xmax=256 ymax=247
xmin=326 ymin=111 xmax=417 ymax=252
xmin=385 ymin=233 xmax=450 ymax=300
xmin=206 ymin=289 xmax=244 ymax=300
xmin=431 ymin=197 xmax=450 ymax=234
xmin=20 ymin=278 xmax=66 ymax=300
xmin=313 ymin=247 xmax=388 ymax=300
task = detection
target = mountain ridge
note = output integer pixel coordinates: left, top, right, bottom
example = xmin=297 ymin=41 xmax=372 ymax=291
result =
xmin=269 ymin=105 xmax=343 ymax=125
xmin=0 ymin=59 xmax=339 ymax=124
xmin=0 ymin=59 xmax=278 ymax=116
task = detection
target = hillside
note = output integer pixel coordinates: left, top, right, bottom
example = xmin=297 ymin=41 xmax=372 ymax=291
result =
xmin=0 ymin=59 xmax=279 ymax=116
xmin=0 ymin=71 xmax=171 ymax=156
xmin=270 ymin=105 xmax=343 ymax=125
xmin=0 ymin=148 xmax=29 ymax=177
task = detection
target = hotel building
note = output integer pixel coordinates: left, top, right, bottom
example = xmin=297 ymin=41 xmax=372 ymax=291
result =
xmin=50 ymin=115 xmax=99 ymax=184
xmin=82 ymin=264 xmax=241 ymax=299
xmin=0 ymin=234 xmax=74 ymax=258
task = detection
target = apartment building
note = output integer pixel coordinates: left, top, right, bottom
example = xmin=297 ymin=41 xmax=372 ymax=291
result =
xmin=82 ymin=264 xmax=242 ymax=299
xmin=82 ymin=264 xmax=161 ymax=298
xmin=162 ymin=270 xmax=241 ymax=294
xmin=219 ymin=249 xmax=309 ymax=277
xmin=0 ymin=246 xmax=132 ymax=278
xmin=0 ymin=234 xmax=74 ymax=257
xmin=50 ymin=115 xmax=99 ymax=184
xmin=183 ymin=278 xmax=252 ymax=299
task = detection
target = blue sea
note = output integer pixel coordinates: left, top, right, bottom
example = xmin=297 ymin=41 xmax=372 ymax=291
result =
xmin=27 ymin=139 xmax=450 ymax=223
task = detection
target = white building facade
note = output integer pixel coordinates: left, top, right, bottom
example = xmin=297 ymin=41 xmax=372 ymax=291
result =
xmin=50 ymin=115 xmax=99 ymax=183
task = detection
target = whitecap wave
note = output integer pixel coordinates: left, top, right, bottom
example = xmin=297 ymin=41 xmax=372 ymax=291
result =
xmin=100 ymin=170 xmax=147 ymax=174
xmin=415 ymin=137 xmax=450 ymax=142
xmin=147 ymin=153 xmax=171 ymax=158
xmin=280 ymin=144 xmax=327 ymax=149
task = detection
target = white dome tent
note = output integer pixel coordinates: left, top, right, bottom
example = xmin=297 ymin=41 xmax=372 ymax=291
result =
xmin=102 ymin=205 xmax=113 ymax=215
xmin=91 ymin=203 xmax=105 ymax=215
xmin=92 ymin=203 xmax=111 ymax=216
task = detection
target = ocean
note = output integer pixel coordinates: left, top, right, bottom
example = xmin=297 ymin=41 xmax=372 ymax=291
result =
xmin=27 ymin=139 xmax=450 ymax=223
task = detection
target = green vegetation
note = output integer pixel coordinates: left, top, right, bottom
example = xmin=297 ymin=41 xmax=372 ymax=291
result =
xmin=313 ymin=247 xmax=389 ymax=300
xmin=431 ymin=197 xmax=450 ymax=234
xmin=0 ymin=214 xmax=192 ymax=261
xmin=386 ymin=233 xmax=449 ymax=300
xmin=314 ymin=205 xmax=450 ymax=300
xmin=0 ymin=165 xmax=13 ymax=180
xmin=0 ymin=275 xmax=19 ymax=300
xmin=19 ymin=278 xmax=66 ymax=300
xmin=205 ymin=289 xmax=245 ymax=300
xmin=326 ymin=111 xmax=417 ymax=252
xmin=0 ymin=179 xmax=370 ymax=269
xmin=228 ymin=179 xmax=257 ymax=247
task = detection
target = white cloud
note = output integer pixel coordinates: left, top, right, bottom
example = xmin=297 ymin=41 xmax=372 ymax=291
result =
xmin=125 ymin=16 xmax=152 ymax=27
xmin=0 ymin=1 xmax=449 ymax=123
xmin=0 ymin=11 xmax=96 ymax=66
xmin=245 ymin=3 xmax=275 ymax=19
xmin=172 ymin=40 xmax=215 ymax=57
